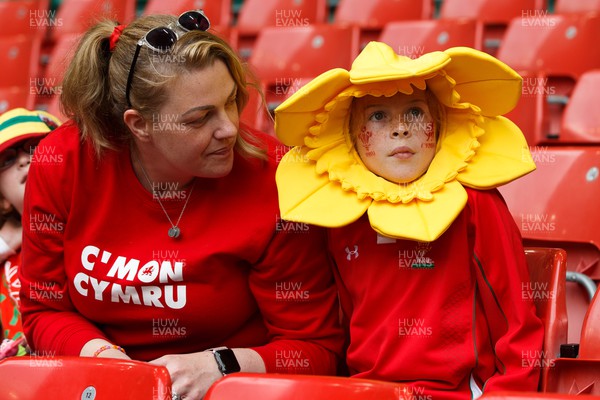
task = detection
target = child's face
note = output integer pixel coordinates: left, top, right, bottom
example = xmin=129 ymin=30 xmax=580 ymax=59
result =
xmin=351 ymin=90 xmax=437 ymax=184
xmin=0 ymin=139 xmax=37 ymax=215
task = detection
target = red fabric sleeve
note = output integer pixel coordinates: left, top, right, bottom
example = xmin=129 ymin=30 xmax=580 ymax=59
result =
xmin=467 ymin=188 xmax=544 ymax=392
xmin=249 ymin=225 xmax=345 ymax=375
xmin=19 ymin=130 xmax=108 ymax=356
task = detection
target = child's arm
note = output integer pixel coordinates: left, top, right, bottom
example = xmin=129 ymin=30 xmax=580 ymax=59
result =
xmin=467 ymin=188 xmax=544 ymax=393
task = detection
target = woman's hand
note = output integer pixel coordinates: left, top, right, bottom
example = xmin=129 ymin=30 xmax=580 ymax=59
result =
xmin=149 ymin=351 xmax=222 ymax=400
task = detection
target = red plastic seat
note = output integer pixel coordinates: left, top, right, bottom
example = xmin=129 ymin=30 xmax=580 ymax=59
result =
xmin=333 ymin=0 xmax=432 ymax=49
xmin=234 ymin=0 xmax=328 ymax=59
xmin=579 ymin=287 xmax=600 ymax=359
xmin=499 ymin=147 xmax=600 ymax=343
xmin=205 ymin=373 xmax=406 ymax=400
xmin=378 ymin=19 xmax=477 ymax=57
xmin=439 ymin=0 xmax=545 ymax=56
xmin=560 ymin=70 xmax=600 ymax=143
xmin=49 ymin=0 xmax=137 ymax=42
xmin=0 ymin=0 xmax=50 ymax=37
xmin=0 ymin=87 xmax=36 ymax=114
xmin=0 ymin=356 xmax=172 ymax=399
xmin=143 ymin=0 xmax=232 ymax=29
xmin=0 ymin=35 xmax=42 ymax=89
xmin=247 ymin=24 xmax=359 ymax=133
xmin=524 ymin=247 xmax=568 ymax=390
xmin=498 ymin=13 xmax=600 ymax=144
xmin=555 ymin=0 xmax=600 ymax=15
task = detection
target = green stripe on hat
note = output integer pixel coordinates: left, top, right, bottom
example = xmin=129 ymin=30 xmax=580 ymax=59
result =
xmin=0 ymin=115 xmax=50 ymax=131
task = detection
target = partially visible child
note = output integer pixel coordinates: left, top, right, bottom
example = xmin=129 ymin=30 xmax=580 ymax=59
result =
xmin=0 ymin=108 xmax=60 ymax=359
xmin=274 ymin=42 xmax=544 ymax=399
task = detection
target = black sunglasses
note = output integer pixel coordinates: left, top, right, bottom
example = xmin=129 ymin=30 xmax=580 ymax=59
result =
xmin=125 ymin=10 xmax=211 ymax=108
xmin=0 ymin=138 xmax=41 ymax=171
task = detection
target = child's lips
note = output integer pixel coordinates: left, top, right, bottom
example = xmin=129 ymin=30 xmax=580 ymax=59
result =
xmin=390 ymin=146 xmax=415 ymax=159
xmin=21 ymin=174 xmax=27 ymax=184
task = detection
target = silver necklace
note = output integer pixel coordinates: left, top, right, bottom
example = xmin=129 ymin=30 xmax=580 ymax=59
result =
xmin=134 ymin=151 xmax=195 ymax=239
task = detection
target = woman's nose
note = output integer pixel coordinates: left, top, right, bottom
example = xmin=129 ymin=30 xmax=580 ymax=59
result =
xmin=391 ymin=122 xmax=411 ymax=138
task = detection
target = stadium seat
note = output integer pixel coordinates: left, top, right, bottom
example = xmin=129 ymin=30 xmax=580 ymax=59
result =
xmin=49 ymin=0 xmax=137 ymax=42
xmin=378 ymin=19 xmax=477 ymax=57
xmin=524 ymin=247 xmax=568 ymax=390
xmin=439 ymin=0 xmax=545 ymax=56
xmin=0 ymin=34 xmax=42 ymax=92
xmin=579 ymin=287 xmax=600 ymax=359
xmin=555 ymin=0 xmax=600 ymax=15
xmin=37 ymin=33 xmax=81 ymax=110
xmin=333 ymin=0 xmax=432 ymax=49
xmin=247 ymin=24 xmax=359 ymax=133
xmin=233 ymin=0 xmax=328 ymax=59
xmin=205 ymin=373 xmax=406 ymax=400
xmin=0 ymin=87 xmax=36 ymax=114
xmin=499 ymin=147 xmax=600 ymax=343
xmin=0 ymin=0 xmax=50 ymax=37
xmin=545 ymin=358 xmax=600 ymax=395
xmin=560 ymin=70 xmax=600 ymax=143
xmin=143 ymin=0 xmax=233 ymax=29
xmin=0 ymin=356 xmax=172 ymax=399
xmin=498 ymin=13 xmax=600 ymax=144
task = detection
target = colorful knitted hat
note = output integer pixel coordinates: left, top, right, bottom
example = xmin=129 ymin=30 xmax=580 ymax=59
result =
xmin=0 ymin=108 xmax=61 ymax=153
xmin=274 ymin=42 xmax=535 ymax=242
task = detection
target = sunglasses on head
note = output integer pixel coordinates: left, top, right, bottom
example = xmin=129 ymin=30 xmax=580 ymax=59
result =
xmin=125 ymin=10 xmax=211 ymax=108
xmin=0 ymin=138 xmax=41 ymax=171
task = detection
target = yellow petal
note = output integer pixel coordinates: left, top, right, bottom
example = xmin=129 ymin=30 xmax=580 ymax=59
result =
xmin=276 ymin=147 xmax=371 ymax=227
xmin=457 ymin=116 xmax=536 ymax=189
xmin=367 ymin=180 xmax=468 ymax=242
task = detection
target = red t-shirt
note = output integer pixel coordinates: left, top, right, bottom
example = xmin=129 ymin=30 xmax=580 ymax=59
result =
xmin=328 ymin=188 xmax=544 ymax=398
xmin=20 ymin=122 xmax=344 ymax=374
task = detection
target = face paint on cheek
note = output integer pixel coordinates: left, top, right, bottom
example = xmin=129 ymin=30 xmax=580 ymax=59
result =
xmin=421 ymin=122 xmax=436 ymax=148
xmin=358 ymin=126 xmax=376 ymax=157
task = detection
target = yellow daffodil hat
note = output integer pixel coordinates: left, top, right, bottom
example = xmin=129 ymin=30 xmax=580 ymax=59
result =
xmin=274 ymin=42 xmax=535 ymax=242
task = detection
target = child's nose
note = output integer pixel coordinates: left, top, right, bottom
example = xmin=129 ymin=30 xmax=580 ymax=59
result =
xmin=17 ymin=150 xmax=31 ymax=168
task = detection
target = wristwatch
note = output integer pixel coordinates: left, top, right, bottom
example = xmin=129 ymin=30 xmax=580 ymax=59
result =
xmin=211 ymin=347 xmax=241 ymax=375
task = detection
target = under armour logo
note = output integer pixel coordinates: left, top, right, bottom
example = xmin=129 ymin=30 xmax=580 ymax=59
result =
xmin=345 ymin=245 xmax=359 ymax=260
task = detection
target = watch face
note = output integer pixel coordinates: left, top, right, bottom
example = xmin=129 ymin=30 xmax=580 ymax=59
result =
xmin=214 ymin=348 xmax=241 ymax=375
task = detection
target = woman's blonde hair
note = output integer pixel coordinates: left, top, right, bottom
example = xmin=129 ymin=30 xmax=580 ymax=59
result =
xmin=60 ymin=15 xmax=266 ymax=160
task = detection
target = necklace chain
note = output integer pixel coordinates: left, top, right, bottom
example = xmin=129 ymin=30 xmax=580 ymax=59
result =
xmin=134 ymin=150 xmax=195 ymax=238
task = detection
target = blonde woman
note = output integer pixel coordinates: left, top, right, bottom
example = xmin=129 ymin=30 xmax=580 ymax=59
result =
xmin=19 ymin=11 xmax=343 ymax=399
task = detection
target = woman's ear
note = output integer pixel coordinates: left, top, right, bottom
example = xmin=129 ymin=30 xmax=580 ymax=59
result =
xmin=123 ymin=109 xmax=151 ymax=143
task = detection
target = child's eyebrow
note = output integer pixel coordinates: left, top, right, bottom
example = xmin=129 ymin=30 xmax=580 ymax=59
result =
xmin=363 ymin=99 xmax=428 ymax=111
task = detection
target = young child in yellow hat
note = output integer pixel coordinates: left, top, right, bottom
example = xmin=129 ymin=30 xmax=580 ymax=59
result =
xmin=0 ymin=108 xmax=60 ymax=359
xmin=275 ymin=42 xmax=543 ymax=398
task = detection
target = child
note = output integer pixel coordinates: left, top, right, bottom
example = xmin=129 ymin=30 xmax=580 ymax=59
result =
xmin=274 ymin=42 xmax=544 ymax=399
xmin=0 ymin=108 xmax=60 ymax=359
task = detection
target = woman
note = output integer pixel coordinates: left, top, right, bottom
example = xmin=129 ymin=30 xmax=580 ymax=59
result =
xmin=19 ymin=11 xmax=343 ymax=399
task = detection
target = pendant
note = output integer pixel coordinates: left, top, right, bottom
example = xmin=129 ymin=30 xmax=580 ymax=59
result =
xmin=168 ymin=227 xmax=181 ymax=238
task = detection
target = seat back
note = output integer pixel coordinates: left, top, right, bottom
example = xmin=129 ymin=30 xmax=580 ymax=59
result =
xmin=579 ymin=287 xmax=600 ymax=359
xmin=334 ymin=0 xmax=432 ymax=49
xmin=143 ymin=0 xmax=233 ymax=29
xmin=50 ymin=0 xmax=137 ymax=42
xmin=560 ymin=70 xmax=600 ymax=144
xmin=379 ymin=19 xmax=477 ymax=58
xmin=205 ymin=373 xmax=406 ymax=400
xmin=524 ymin=247 xmax=568 ymax=389
xmin=234 ymin=0 xmax=328 ymax=58
xmin=0 ymin=0 xmax=50 ymax=37
xmin=0 ymin=35 xmax=42 ymax=89
xmin=555 ymin=0 xmax=600 ymax=14
xmin=0 ymin=356 xmax=172 ymax=399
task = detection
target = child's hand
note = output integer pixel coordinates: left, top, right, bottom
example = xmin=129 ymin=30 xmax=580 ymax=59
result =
xmin=0 ymin=217 xmax=22 ymax=254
